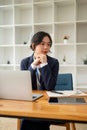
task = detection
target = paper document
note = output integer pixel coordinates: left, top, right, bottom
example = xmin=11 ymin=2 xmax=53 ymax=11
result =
xmin=46 ymin=90 xmax=87 ymax=97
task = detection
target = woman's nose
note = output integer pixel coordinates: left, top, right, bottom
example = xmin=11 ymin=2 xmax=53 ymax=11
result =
xmin=44 ymin=44 xmax=49 ymax=49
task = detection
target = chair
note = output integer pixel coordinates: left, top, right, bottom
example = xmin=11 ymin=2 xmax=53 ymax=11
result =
xmin=52 ymin=73 xmax=76 ymax=130
xmin=55 ymin=73 xmax=73 ymax=91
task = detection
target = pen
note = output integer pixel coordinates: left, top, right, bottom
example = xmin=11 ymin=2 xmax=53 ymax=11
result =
xmin=50 ymin=91 xmax=63 ymax=94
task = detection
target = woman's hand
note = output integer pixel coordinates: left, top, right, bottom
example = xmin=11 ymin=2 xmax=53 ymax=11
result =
xmin=38 ymin=54 xmax=47 ymax=64
xmin=33 ymin=54 xmax=47 ymax=66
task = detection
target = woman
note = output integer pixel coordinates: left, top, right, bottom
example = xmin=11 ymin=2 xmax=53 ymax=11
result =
xmin=20 ymin=31 xmax=59 ymax=130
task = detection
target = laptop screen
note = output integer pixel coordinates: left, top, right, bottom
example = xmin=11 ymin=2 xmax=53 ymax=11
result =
xmin=0 ymin=71 xmax=33 ymax=101
xmin=0 ymin=70 xmax=43 ymax=101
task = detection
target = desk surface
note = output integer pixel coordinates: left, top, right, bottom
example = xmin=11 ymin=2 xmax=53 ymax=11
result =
xmin=0 ymin=91 xmax=87 ymax=122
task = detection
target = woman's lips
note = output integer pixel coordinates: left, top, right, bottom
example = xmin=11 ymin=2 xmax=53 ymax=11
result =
xmin=42 ymin=50 xmax=48 ymax=53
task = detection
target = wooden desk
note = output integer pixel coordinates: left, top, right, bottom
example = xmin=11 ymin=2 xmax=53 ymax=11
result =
xmin=0 ymin=91 xmax=87 ymax=123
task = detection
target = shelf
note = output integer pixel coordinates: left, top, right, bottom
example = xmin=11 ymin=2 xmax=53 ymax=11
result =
xmin=0 ymin=6 xmax=13 ymax=25
xmin=76 ymin=45 xmax=87 ymax=65
xmin=14 ymin=0 xmax=33 ymax=5
xmin=54 ymin=23 xmax=75 ymax=43
xmin=15 ymin=26 xmax=32 ymax=45
xmin=76 ymin=22 xmax=87 ymax=43
xmin=54 ymin=0 xmax=75 ymax=22
xmin=34 ymin=24 xmax=53 ymax=38
xmin=34 ymin=0 xmax=51 ymax=3
xmin=55 ymin=43 xmax=75 ymax=46
xmin=0 ymin=66 xmax=14 ymax=70
xmin=59 ymin=66 xmax=75 ymax=83
xmin=0 ymin=47 xmax=14 ymax=64
xmin=76 ymin=65 xmax=87 ymax=67
xmin=54 ymin=45 xmax=75 ymax=65
xmin=76 ymin=0 xmax=87 ymax=21
xmin=14 ymin=4 xmax=33 ymax=24
xmin=15 ymin=46 xmax=32 ymax=64
xmin=0 ymin=64 xmax=14 ymax=67
xmin=76 ymin=67 xmax=87 ymax=86
xmin=0 ymin=0 xmax=13 ymax=6
xmin=0 ymin=0 xmax=87 ymax=89
xmin=34 ymin=2 xmax=52 ymax=23
xmin=0 ymin=27 xmax=14 ymax=45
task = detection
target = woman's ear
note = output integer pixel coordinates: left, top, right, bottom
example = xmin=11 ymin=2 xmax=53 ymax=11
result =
xmin=31 ymin=43 xmax=35 ymax=51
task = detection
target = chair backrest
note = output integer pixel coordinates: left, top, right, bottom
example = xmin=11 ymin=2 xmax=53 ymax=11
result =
xmin=55 ymin=73 xmax=73 ymax=90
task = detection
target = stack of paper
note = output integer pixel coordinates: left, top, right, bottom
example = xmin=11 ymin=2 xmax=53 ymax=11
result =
xmin=46 ymin=90 xmax=87 ymax=97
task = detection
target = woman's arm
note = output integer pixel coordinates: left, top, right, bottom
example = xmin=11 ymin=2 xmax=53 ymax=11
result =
xmin=39 ymin=59 xmax=59 ymax=90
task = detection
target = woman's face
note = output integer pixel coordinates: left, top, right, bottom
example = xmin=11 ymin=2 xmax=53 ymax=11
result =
xmin=35 ymin=36 xmax=51 ymax=55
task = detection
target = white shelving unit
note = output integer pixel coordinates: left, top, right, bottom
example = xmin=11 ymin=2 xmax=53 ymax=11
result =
xmin=0 ymin=0 xmax=87 ymax=91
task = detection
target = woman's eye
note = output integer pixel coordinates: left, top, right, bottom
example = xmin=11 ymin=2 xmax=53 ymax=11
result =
xmin=41 ymin=42 xmax=45 ymax=45
xmin=47 ymin=43 xmax=51 ymax=46
xmin=40 ymin=42 xmax=51 ymax=47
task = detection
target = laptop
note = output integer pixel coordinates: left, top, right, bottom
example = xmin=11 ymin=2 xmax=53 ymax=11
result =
xmin=0 ymin=71 xmax=43 ymax=101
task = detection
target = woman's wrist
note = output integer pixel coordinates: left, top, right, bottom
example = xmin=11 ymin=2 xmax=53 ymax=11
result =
xmin=31 ymin=63 xmax=37 ymax=70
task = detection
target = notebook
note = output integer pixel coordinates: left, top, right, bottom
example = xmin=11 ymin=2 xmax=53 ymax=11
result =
xmin=0 ymin=71 xmax=43 ymax=101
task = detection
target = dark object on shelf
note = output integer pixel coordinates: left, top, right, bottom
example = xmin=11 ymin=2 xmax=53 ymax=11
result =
xmin=24 ymin=42 xmax=27 ymax=44
xmin=7 ymin=61 xmax=10 ymax=64
xmin=63 ymin=56 xmax=66 ymax=62
xmin=84 ymin=60 xmax=87 ymax=64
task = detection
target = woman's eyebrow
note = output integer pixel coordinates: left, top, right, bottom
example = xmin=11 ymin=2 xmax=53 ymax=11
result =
xmin=41 ymin=41 xmax=51 ymax=43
